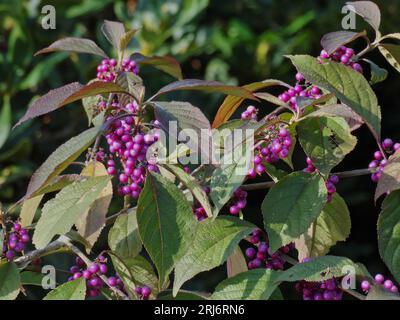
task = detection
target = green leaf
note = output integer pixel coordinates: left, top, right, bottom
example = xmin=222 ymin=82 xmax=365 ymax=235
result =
xmin=227 ymin=246 xmax=248 ymax=278
xmin=277 ymin=255 xmax=361 ymax=282
xmin=378 ymin=44 xmax=400 ymax=73
xmin=108 ymin=209 xmax=142 ymax=259
xmin=33 ymin=176 xmax=111 ymax=249
xmin=119 ymin=29 xmax=138 ymax=53
xmin=101 ymin=20 xmax=125 ymax=51
xmin=366 ymin=285 xmax=400 ymax=300
xmin=321 ymin=31 xmax=367 ymax=54
xmin=375 ymin=151 xmax=400 ymax=201
xmin=363 ymin=59 xmax=388 ymax=84
xmin=82 ymin=95 xmax=101 ymax=125
xmin=151 ymin=79 xmax=257 ymax=101
xmin=132 ymin=53 xmax=183 ymax=80
xmin=377 ymin=190 xmax=400 ymax=283
xmin=0 ymin=95 xmax=11 ymax=150
xmin=43 ymin=278 xmax=86 ymax=300
xmin=212 ymin=80 xmax=289 ymax=128
xmin=137 ymin=172 xmax=197 ymax=286
xmin=163 ymin=164 xmax=213 ymax=218
xmin=24 ymin=127 xmax=101 ymax=199
xmin=158 ymin=291 xmax=208 ymax=300
xmin=295 ymin=193 xmax=351 ymax=261
xmin=345 ymin=1 xmax=381 ymax=31
xmin=211 ymin=269 xmax=281 ymax=300
xmin=20 ymin=271 xmax=44 ymax=286
xmin=20 ymin=194 xmax=44 ymax=227
xmin=297 ymin=116 xmax=357 ymax=175
xmin=0 ymin=262 xmax=20 ymax=300
xmin=287 ymin=55 xmax=381 ymax=140
xmin=35 ymin=37 xmax=107 ymax=58
xmin=262 ymin=172 xmax=328 ymax=252
xmin=173 ymin=216 xmax=255 ymax=296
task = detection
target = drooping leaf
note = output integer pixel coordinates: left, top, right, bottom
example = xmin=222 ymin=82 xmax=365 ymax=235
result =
xmin=321 ymin=30 xmax=367 ymax=54
xmin=33 ymin=176 xmax=111 ymax=249
xmin=43 ymin=278 xmax=86 ymax=300
xmin=262 ymin=172 xmax=328 ymax=252
xmin=101 ymin=20 xmax=125 ymax=50
xmin=173 ymin=216 xmax=255 ymax=296
xmin=24 ymin=127 xmax=101 ymax=199
xmin=151 ymin=79 xmax=257 ymax=101
xmin=287 ymin=55 xmax=381 ymax=140
xmin=375 ymin=151 xmax=400 ymax=201
xmin=20 ymin=194 xmax=44 ymax=227
xmin=137 ymin=172 xmax=197 ymax=286
xmin=75 ymin=162 xmax=113 ymax=252
xmin=297 ymin=116 xmax=357 ymax=175
xmin=309 ymin=104 xmax=364 ymax=132
xmin=163 ymin=164 xmax=213 ymax=218
xmin=377 ymin=190 xmax=400 ymax=283
xmin=132 ymin=53 xmax=183 ymax=80
xmin=345 ymin=1 xmax=381 ymax=31
xmin=295 ymin=193 xmax=351 ymax=261
xmin=227 ymin=246 xmax=248 ymax=278
xmin=277 ymin=255 xmax=361 ymax=282
xmin=212 ymin=80 xmax=289 ymax=128
xmin=35 ymin=37 xmax=107 ymax=58
xmin=378 ymin=44 xmax=400 ymax=73
xmin=108 ymin=209 xmax=141 ymax=259
xmin=0 ymin=262 xmax=20 ymax=300
xmin=363 ymin=59 xmax=388 ymax=85
xmin=211 ymin=269 xmax=281 ymax=300
xmin=0 ymin=95 xmax=11 ymax=149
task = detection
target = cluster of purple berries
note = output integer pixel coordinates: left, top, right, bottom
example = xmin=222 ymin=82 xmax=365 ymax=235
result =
xmin=68 ymin=256 xmax=123 ymax=298
xmin=2 ymin=223 xmax=30 ymax=261
xmin=319 ymin=46 xmax=363 ymax=73
xmin=134 ymin=286 xmax=152 ymax=300
xmin=248 ymin=126 xmax=292 ymax=179
xmin=295 ymin=278 xmax=343 ymax=300
xmin=97 ymin=58 xmax=139 ymax=82
xmin=245 ymin=230 xmax=292 ymax=270
xmin=228 ymin=188 xmax=247 ymax=216
xmin=361 ymin=274 xmax=399 ymax=295
xmin=241 ymin=106 xmax=258 ymax=121
xmin=278 ymin=78 xmax=322 ymax=111
xmin=369 ymin=138 xmax=400 ymax=182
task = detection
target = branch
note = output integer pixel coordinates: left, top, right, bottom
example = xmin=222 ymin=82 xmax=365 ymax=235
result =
xmin=241 ymin=168 xmax=372 ymax=191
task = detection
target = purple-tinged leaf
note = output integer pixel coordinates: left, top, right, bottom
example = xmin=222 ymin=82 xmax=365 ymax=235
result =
xmin=150 ymin=79 xmax=257 ymax=102
xmin=375 ymin=151 xmax=400 ymax=201
xmin=35 ymin=37 xmax=108 ymax=58
xmin=363 ymin=59 xmax=388 ymax=84
xmin=321 ymin=31 xmax=367 ymax=54
xmin=119 ymin=29 xmax=138 ymax=52
xmin=101 ymin=20 xmax=125 ymax=50
xmin=132 ymin=53 xmax=183 ymax=80
xmin=346 ymin=1 xmax=381 ymax=31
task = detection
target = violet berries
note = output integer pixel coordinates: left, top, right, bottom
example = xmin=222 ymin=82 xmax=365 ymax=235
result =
xmin=2 ymin=222 xmax=30 ymax=261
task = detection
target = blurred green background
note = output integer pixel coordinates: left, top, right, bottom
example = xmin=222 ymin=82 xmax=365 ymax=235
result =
xmin=1 ymin=0 xmax=400 ymax=298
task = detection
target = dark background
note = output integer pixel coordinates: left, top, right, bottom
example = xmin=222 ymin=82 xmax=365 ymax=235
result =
xmin=1 ymin=0 xmax=399 ymax=298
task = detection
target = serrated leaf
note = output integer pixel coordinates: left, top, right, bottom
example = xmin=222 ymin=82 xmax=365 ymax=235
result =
xmin=377 ymin=190 xmax=400 ymax=283
xmin=378 ymin=44 xmax=400 ymax=73
xmin=297 ymin=116 xmax=357 ymax=175
xmin=227 ymin=246 xmax=248 ymax=278
xmin=35 ymin=37 xmax=107 ymax=58
xmin=211 ymin=269 xmax=281 ymax=300
xmin=33 ymin=176 xmax=111 ymax=249
xmin=132 ymin=53 xmax=183 ymax=80
xmin=43 ymin=278 xmax=86 ymax=300
xmin=212 ymin=80 xmax=289 ymax=128
xmin=0 ymin=95 xmax=11 ymax=149
xmin=363 ymin=59 xmax=388 ymax=84
xmin=20 ymin=194 xmax=44 ymax=227
xmin=309 ymin=104 xmax=364 ymax=132
xmin=75 ymin=162 xmax=113 ymax=252
xmin=173 ymin=216 xmax=255 ymax=296
xmin=101 ymin=20 xmax=125 ymax=50
xmin=321 ymin=31 xmax=367 ymax=54
xmin=108 ymin=209 xmax=141 ymax=259
xmin=24 ymin=127 xmax=101 ymax=199
xmin=82 ymin=95 xmax=101 ymax=125
xmin=151 ymin=79 xmax=257 ymax=101
xmin=295 ymin=193 xmax=351 ymax=261
xmin=163 ymin=164 xmax=213 ymax=218
xmin=277 ymin=255 xmax=361 ymax=282
xmin=0 ymin=262 xmax=20 ymax=300
xmin=34 ymin=174 xmax=86 ymax=196
xmin=375 ymin=151 xmax=400 ymax=201
xmin=137 ymin=172 xmax=197 ymax=286
xmin=262 ymin=172 xmax=328 ymax=252
xmin=115 ymin=72 xmax=144 ymax=103
xmin=345 ymin=1 xmax=381 ymax=31
xmin=366 ymin=285 xmax=400 ymax=300
xmin=287 ymin=55 xmax=381 ymax=140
